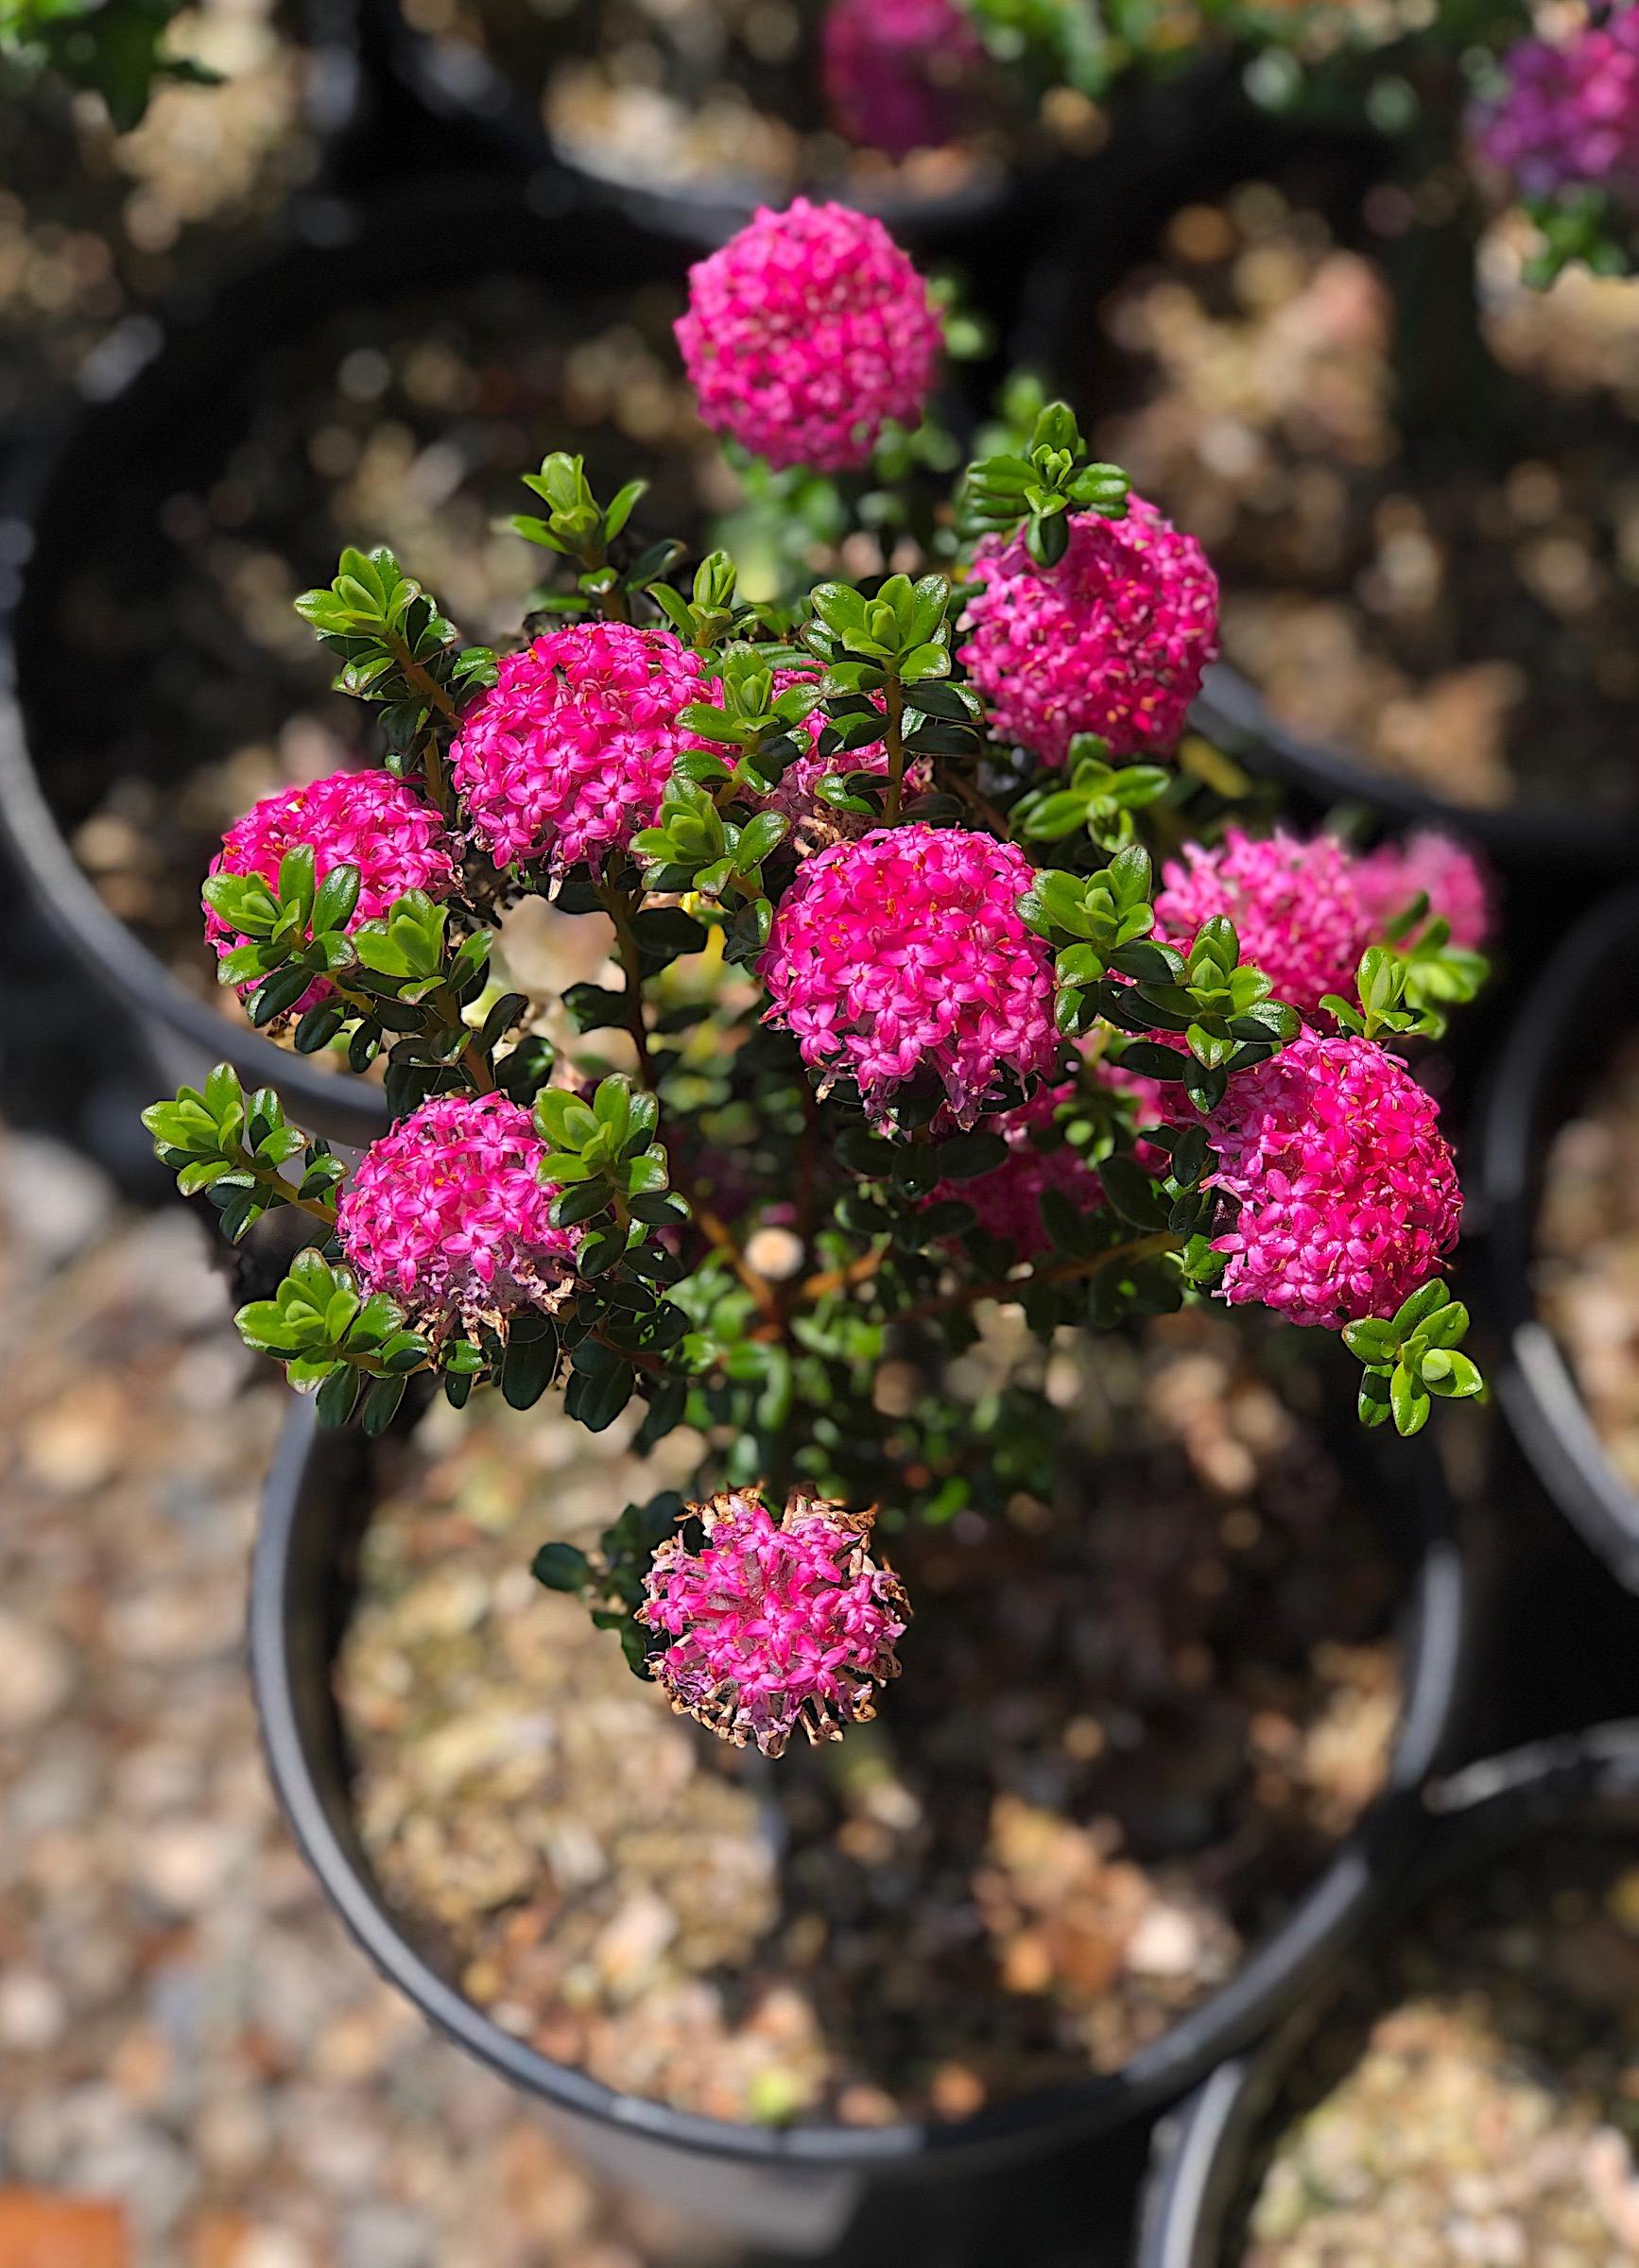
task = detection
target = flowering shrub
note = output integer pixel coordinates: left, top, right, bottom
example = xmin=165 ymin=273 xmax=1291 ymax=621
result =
xmin=1474 ymin=7 xmax=1639 ymax=268
xmin=144 ymin=201 xmax=1491 ymax=1752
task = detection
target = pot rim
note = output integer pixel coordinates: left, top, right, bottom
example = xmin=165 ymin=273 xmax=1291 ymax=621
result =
xmin=250 ymin=1386 xmax=1467 ymax=2175
xmin=1135 ymin=1718 xmax=1639 ymax=2268
xmin=1192 ymin=662 xmax=1639 ymax=875
xmin=0 ymin=176 xmax=688 ymax=1151
xmin=1475 ymin=885 xmax=1639 ymax=1589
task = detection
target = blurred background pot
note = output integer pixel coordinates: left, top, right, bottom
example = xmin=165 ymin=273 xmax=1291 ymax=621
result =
xmin=250 ymin=1380 xmax=1466 ymax=2260
xmin=1136 ymin=1721 xmax=1639 ymax=2268
xmin=1477 ymin=887 xmax=1639 ymax=1592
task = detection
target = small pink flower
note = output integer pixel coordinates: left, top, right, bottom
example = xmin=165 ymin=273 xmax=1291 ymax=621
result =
xmin=1474 ymin=12 xmax=1639 ymax=206
xmin=926 ymin=1080 xmax=1103 ymax=1258
xmin=759 ymin=823 xmax=1059 ymax=1129
xmin=204 ymin=768 xmax=457 ymax=1007
xmin=958 ymin=496 xmax=1219 ymax=765
xmin=638 ymin=1486 xmax=908 ymax=1757
xmin=1356 ymin=831 xmax=1495 ymax=954
xmin=1155 ymin=827 xmax=1375 ymax=1018
xmin=821 ymin=0 xmax=988 ymax=161
xmin=449 ymin=622 xmax=706 ymax=875
xmin=336 ymin=1091 xmax=579 ymax=1336
xmin=1200 ymin=1029 xmax=1462 ymax=1331
xmin=675 ymin=198 xmax=943 ymax=472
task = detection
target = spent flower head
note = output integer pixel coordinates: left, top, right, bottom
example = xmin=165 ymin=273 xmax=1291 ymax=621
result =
xmin=639 ymin=1486 xmax=908 ymax=1757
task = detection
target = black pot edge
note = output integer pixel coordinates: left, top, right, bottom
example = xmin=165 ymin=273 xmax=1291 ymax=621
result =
xmin=1192 ymin=662 xmax=1639 ymax=876
xmin=0 ymin=174 xmax=701 ymax=1155
xmin=250 ymin=1385 xmax=1468 ymax=2182
xmin=1134 ymin=1719 xmax=1639 ymax=2268
xmin=1475 ymin=885 xmax=1639 ymax=1589
xmin=354 ymin=0 xmax=1127 ymax=257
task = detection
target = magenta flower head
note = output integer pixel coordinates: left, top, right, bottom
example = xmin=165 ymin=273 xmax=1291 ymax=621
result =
xmin=1155 ymin=827 xmax=1374 ymax=1019
xmin=821 ymin=0 xmax=988 ymax=161
xmin=449 ymin=622 xmax=705 ymax=876
xmin=958 ymin=495 xmax=1219 ymax=766
xmin=928 ymin=1080 xmax=1103 ymax=1258
xmin=1474 ymin=12 xmax=1639 ymax=206
xmin=1356 ymin=831 xmax=1495 ymax=954
xmin=759 ymin=823 xmax=1059 ymax=1129
xmin=336 ymin=1091 xmax=579 ymax=1337
xmin=204 ymin=767 xmax=457 ymax=1000
xmin=638 ymin=1486 xmax=909 ymax=1757
xmin=674 ymin=198 xmax=943 ymax=473
xmin=1202 ymin=1029 xmax=1461 ymax=1331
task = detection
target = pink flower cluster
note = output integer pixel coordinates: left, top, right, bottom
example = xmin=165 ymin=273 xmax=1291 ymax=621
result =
xmin=958 ymin=496 xmax=1219 ymax=766
xmin=821 ymin=0 xmax=988 ymax=161
xmin=204 ymin=767 xmax=457 ymax=999
xmin=336 ymin=1092 xmax=579 ymax=1334
xmin=674 ymin=198 xmax=943 ymax=473
xmin=1475 ymin=11 xmax=1639 ymax=204
xmin=928 ymin=1081 xmax=1103 ymax=1258
xmin=1356 ymin=830 xmax=1494 ymax=954
xmin=760 ymin=823 xmax=1059 ymax=1128
xmin=638 ymin=1486 xmax=908 ymax=1757
xmin=1155 ymin=826 xmax=1375 ymax=1017
xmin=1201 ymin=1029 xmax=1461 ymax=1330
xmin=449 ymin=623 xmax=705 ymax=875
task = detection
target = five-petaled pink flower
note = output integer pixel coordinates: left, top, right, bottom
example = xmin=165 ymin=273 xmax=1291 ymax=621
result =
xmin=639 ymin=1486 xmax=909 ymax=1757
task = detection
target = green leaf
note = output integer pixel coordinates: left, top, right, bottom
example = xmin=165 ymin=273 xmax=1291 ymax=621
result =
xmin=502 ymin=1329 xmax=559 ymax=1409
xmin=531 ymin=1541 xmax=594 ymax=1593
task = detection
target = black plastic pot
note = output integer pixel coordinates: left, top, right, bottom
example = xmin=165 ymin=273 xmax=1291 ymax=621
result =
xmin=1475 ymin=886 xmax=1639 ymax=1591
xmin=1136 ymin=1720 xmax=1639 ymax=2268
xmin=250 ymin=1390 xmax=1467 ymax=2258
xmin=0 ymin=177 xmax=693 ymax=1153
xmin=1191 ymin=663 xmax=1639 ymax=883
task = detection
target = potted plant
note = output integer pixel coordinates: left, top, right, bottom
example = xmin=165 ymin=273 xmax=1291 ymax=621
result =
xmin=139 ymin=198 xmax=1491 ymax=2229
xmin=1035 ymin=0 xmax=1639 ymax=871
xmin=1138 ymin=1721 xmax=1639 ymax=2268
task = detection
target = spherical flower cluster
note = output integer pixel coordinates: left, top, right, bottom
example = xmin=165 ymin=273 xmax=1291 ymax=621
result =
xmin=958 ymin=496 xmax=1219 ymax=765
xmin=638 ymin=1486 xmax=908 ymax=1757
xmin=674 ymin=198 xmax=943 ymax=473
xmin=928 ymin=1081 xmax=1103 ymax=1258
xmin=1474 ymin=13 xmax=1639 ymax=205
xmin=1356 ymin=830 xmax=1494 ymax=954
xmin=759 ymin=823 xmax=1059 ymax=1129
xmin=1154 ymin=827 xmax=1375 ymax=1018
xmin=1201 ymin=1029 xmax=1462 ymax=1331
xmin=204 ymin=767 xmax=457 ymax=1000
xmin=336 ymin=1092 xmax=579 ymax=1335
xmin=449 ymin=623 xmax=705 ymax=875
xmin=820 ymin=0 xmax=987 ymax=161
